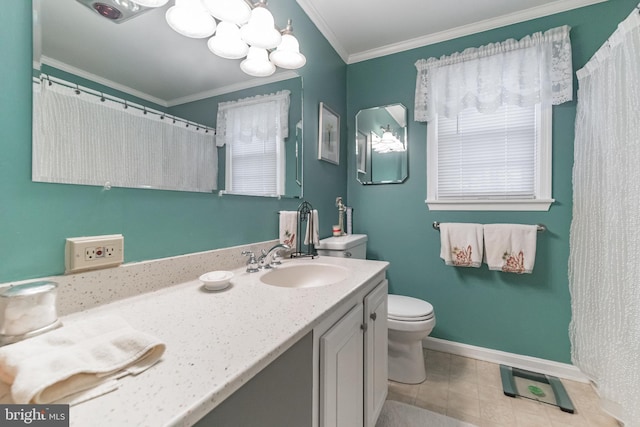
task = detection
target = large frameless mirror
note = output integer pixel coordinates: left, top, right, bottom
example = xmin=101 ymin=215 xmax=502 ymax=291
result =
xmin=355 ymin=104 xmax=408 ymax=184
xmin=32 ymin=0 xmax=303 ymax=198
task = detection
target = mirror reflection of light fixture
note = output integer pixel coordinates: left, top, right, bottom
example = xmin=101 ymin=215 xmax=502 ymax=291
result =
xmin=202 ymin=0 xmax=251 ymax=24
xmin=240 ymin=46 xmax=276 ymax=77
xmin=372 ymin=125 xmax=406 ymax=153
xmin=207 ymin=21 xmax=249 ymax=59
xmin=77 ymin=0 xmax=305 ymax=76
xmin=166 ymin=0 xmax=217 ymax=38
xmin=164 ymin=0 xmax=304 ymax=77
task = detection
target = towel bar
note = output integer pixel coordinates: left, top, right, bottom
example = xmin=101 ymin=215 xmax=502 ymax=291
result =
xmin=432 ymin=222 xmax=546 ymax=233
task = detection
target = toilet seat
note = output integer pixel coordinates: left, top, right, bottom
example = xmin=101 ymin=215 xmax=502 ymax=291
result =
xmin=388 ymin=294 xmax=434 ymax=322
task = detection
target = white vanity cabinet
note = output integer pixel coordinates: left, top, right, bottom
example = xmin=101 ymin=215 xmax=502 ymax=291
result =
xmin=364 ymin=278 xmax=388 ymax=426
xmin=317 ymin=278 xmax=388 ymax=427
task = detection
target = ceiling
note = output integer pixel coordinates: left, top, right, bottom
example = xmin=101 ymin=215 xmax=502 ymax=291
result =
xmin=37 ymin=0 xmax=606 ymax=107
xmin=296 ymin=0 xmax=607 ymax=64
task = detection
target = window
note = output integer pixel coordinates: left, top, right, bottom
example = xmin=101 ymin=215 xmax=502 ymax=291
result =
xmin=426 ymin=102 xmax=553 ymax=211
xmin=216 ymin=91 xmax=290 ymax=197
xmin=414 ymin=25 xmax=573 ymax=211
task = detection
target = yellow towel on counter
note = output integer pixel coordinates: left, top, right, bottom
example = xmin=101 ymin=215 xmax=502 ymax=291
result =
xmin=0 ymin=315 xmax=165 ymax=405
xmin=439 ymin=223 xmax=484 ymax=267
xmin=483 ymin=224 xmax=538 ymax=274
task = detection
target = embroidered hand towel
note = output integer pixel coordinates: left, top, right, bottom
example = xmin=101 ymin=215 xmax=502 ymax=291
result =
xmin=0 ymin=315 xmax=165 ymax=404
xmin=439 ymin=223 xmax=484 ymax=267
xmin=304 ymin=209 xmax=320 ymax=246
xmin=279 ymin=211 xmax=298 ymax=250
xmin=483 ymin=224 xmax=538 ymax=274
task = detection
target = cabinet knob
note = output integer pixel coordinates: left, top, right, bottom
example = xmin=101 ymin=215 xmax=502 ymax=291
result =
xmin=360 ymin=323 xmax=368 ymax=332
xmin=344 ymin=251 xmax=352 ymax=258
xmin=370 ymin=313 xmax=377 ymax=321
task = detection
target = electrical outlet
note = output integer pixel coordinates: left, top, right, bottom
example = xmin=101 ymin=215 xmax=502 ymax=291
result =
xmin=66 ymin=234 xmax=124 ymax=273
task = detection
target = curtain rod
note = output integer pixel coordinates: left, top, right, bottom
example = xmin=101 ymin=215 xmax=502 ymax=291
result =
xmin=432 ymin=221 xmax=546 ymax=233
xmin=34 ymin=74 xmax=216 ymax=135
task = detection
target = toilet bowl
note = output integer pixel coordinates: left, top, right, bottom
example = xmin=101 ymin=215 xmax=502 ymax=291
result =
xmin=387 ymin=294 xmax=435 ymax=384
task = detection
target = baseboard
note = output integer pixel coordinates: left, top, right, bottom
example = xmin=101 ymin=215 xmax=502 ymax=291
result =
xmin=423 ymin=337 xmax=589 ymax=383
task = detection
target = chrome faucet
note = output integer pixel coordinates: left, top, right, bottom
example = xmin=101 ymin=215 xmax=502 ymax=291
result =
xmin=259 ymin=244 xmax=291 ymax=269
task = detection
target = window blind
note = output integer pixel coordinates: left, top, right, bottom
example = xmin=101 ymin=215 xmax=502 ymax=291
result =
xmin=436 ymin=104 xmax=537 ymax=200
xmin=228 ymin=117 xmax=280 ymax=195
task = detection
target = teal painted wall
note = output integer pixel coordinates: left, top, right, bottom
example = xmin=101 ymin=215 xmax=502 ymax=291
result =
xmin=0 ymin=0 xmax=347 ymax=283
xmin=346 ymin=0 xmax=638 ymax=363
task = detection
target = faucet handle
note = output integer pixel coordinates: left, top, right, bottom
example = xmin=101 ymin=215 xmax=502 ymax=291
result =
xmin=241 ymin=251 xmax=259 ymax=273
xmin=271 ymin=252 xmax=283 ymax=265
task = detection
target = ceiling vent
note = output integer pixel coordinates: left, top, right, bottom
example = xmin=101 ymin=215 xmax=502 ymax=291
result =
xmin=75 ymin=0 xmax=152 ymax=23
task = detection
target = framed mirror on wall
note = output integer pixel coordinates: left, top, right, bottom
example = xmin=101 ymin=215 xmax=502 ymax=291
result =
xmin=355 ymin=104 xmax=408 ymax=184
xmin=32 ymin=0 xmax=303 ymax=198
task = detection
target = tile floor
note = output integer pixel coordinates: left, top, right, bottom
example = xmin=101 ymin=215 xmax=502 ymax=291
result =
xmin=387 ymin=349 xmax=621 ymax=427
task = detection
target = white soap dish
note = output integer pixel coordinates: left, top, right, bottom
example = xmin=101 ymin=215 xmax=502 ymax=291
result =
xmin=199 ymin=271 xmax=233 ymax=291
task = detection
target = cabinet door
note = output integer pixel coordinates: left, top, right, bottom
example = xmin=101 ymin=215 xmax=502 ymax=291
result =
xmin=364 ymin=280 xmax=388 ymax=427
xmin=320 ymin=303 xmax=364 ymax=427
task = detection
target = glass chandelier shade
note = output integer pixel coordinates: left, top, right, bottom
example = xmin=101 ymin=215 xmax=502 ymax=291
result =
xmin=207 ymin=21 xmax=249 ymax=59
xmin=240 ymin=6 xmax=282 ymax=49
xmin=166 ymin=0 xmax=216 ymax=39
xmin=201 ymin=0 xmax=250 ymax=25
xmin=269 ymin=33 xmax=306 ymax=69
xmin=240 ymin=47 xmax=276 ymax=77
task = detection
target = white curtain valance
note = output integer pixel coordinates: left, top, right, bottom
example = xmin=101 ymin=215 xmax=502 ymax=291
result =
xmin=215 ymin=90 xmax=290 ymax=147
xmin=33 ymin=80 xmax=217 ymax=193
xmin=414 ymin=25 xmax=573 ymax=122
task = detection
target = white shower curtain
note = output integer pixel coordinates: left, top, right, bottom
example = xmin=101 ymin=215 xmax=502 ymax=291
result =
xmin=569 ymin=5 xmax=640 ymax=424
xmin=33 ymin=79 xmax=217 ymax=193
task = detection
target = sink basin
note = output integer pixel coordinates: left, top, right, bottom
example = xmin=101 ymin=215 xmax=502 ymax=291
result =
xmin=260 ymin=263 xmax=349 ymax=288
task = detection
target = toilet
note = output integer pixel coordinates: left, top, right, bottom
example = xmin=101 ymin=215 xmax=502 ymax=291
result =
xmin=317 ymin=234 xmax=437 ymax=385
xmin=387 ymin=294 xmax=435 ymax=384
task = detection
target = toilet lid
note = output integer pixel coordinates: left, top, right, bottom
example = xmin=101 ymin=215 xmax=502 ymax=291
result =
xmin=388 ymin=294 xmax=434 ymax=321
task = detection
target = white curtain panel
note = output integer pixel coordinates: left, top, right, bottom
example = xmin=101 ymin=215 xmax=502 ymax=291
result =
xmin=570 ymin=6 xmax=640 ymax=424
xmin=33 ymin=81 xmax=217 ymax=193
xmin=414 ymin=25 xmax=573 ymax=122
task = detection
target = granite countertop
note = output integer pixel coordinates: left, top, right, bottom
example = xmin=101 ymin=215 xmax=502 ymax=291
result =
xmin=63 ymin=256 xmax=388 ymax=426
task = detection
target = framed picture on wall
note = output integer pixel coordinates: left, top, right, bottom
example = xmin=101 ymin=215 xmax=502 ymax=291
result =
xmin=356 ymin=130 xmax=367 ymax=173
xmin=318 ymin=102 xmax=340 ymax=164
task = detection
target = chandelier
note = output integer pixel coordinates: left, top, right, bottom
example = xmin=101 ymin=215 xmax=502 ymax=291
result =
xmin=79 ymin=0 xmax=306 ymax=77
xmin=164 ymin=0 xmax=305 ymax=77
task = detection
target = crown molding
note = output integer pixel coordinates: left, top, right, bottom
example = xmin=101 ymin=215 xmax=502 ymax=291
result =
xmin=167 ymin=71 xmax=300 ymax=107
xmin=295 ymin=0 xmax=350 ymax=63
xmin=298 ymin=0 xmax=607 ymax=65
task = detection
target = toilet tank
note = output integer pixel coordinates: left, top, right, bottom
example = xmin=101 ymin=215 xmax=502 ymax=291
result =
xmin=316 ymin=234 xmax=368 ymax=259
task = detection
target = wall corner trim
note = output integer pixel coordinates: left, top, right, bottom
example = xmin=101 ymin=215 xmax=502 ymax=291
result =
xmin=423 ymin=337 xmax=589 ymax=383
